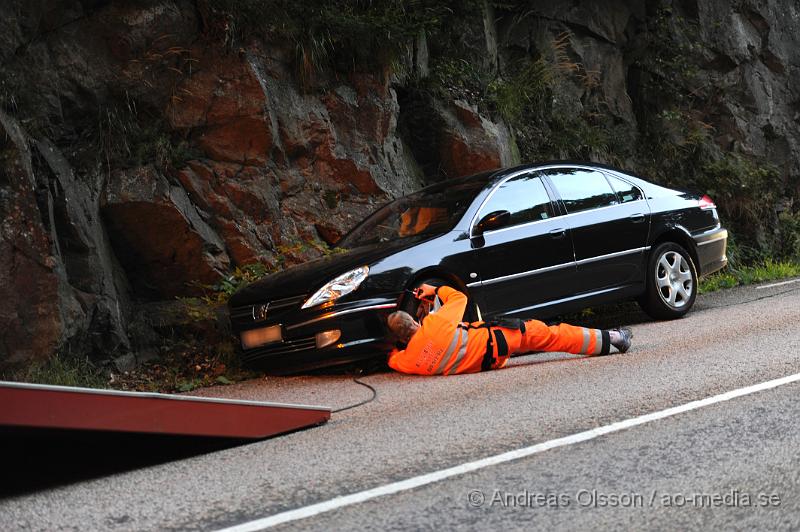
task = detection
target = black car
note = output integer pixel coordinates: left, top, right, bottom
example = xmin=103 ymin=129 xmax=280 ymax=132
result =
xmin=229 ymin=162 xmax=728 ymax=371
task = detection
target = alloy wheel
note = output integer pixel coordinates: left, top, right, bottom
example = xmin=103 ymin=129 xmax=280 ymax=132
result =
xmin=655 ymin=250 xmax=694 ymax=309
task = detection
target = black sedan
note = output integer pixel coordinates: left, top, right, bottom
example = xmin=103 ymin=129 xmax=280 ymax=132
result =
xmin=229 ymin=162 xmax=728 ymax=371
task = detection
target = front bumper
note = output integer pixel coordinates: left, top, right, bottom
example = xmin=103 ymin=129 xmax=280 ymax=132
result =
xmin=230 ymin=296 xmax=398 ymax=370
xmin=693 ymin=227 xmax=728 ymax=277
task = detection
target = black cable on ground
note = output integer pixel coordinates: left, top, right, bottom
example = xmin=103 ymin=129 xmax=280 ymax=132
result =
xmin=331 ymin=370 xmax=378 ymax=414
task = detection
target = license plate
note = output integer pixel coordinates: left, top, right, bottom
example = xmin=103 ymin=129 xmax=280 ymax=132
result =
xmin=241 ymin=325 xmax=282 ymax=349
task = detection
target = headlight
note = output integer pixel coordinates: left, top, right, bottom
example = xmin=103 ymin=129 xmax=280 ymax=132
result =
xmin=301 ymin=266 xmax=369 ymax=309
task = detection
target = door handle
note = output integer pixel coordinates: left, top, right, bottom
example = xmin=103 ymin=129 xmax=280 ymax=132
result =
xmin=549 ymin=228 xmax=567 ymax=239
xmin=629 ymin=213 xmax=646 ymax=223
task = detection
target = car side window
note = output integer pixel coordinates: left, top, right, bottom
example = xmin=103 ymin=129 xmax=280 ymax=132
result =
xmin=606 ymin=175 xmax=643 ymax=203
xmin=477 ymin=173 xmax=554 ymax=230
xmin=545 ymin=169 xmax=619 ymax=214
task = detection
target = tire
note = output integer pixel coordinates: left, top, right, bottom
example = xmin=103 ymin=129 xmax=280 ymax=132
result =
xmin=637 ymin=242 xmax=698 ymax=320
xmin=400 ymin=277 xmax=479 ymax=323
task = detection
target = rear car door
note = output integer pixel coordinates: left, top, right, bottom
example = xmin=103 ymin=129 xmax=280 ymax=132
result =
xmin=466 ymin=171 xmax=577 ymax=318
xmin=542 ymin=168 xmax=650 ymax=294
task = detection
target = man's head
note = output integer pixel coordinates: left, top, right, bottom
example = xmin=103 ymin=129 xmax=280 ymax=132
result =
xmin=387 ymin=311 xmax=420 ymax=343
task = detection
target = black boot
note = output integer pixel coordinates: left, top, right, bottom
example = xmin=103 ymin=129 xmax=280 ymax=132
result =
xmin=609 ymin=327 xmax=633 ymax=353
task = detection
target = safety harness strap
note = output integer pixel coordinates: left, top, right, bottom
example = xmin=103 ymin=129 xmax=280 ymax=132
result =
xmin=458 ymin=319 xmax=525 ymax=333
xmin=458 ymin=322 xmax=489 ymax=330
xmin=494 ymin=329 xmax=509 ymax=358
xmin=457 ymin=322 xmax=513 ymax=372
xmin=481 ymin=330 xmax=494 ymax=372
xmin=479 ymin=328 xmax=510 ymax=372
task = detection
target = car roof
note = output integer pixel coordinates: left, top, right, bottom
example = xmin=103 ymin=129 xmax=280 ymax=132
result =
xmin=491 ymin=160 xmax=649 ymax=181
xmin=422 ymin=161 xmax=650 ymax=193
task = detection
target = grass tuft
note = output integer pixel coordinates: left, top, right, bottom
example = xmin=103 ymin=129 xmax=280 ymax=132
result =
xmin=2 ymin=354 xmax=108 ymax=389
xmin=109 ymin=344 xmax=257 ymax=393
xmin=699 ymin=260 xmax=800 ymax=294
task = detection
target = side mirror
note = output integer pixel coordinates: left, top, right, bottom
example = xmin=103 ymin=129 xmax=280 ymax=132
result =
xmin=474 ymin=210 xmax=511 ymax=236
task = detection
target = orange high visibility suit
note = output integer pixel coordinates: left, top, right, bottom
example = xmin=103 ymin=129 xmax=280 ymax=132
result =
xmin=398 ymin=207 xmax=447 ymax=237
xmin=388 ymin=286 xmax=610 ymax=376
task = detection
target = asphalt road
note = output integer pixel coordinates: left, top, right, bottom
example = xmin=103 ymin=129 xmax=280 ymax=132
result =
xmin=2 ymin=278 xmax=800 ymax=530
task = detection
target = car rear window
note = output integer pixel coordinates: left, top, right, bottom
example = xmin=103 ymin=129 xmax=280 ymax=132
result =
xmin=545 ymin=169 xmax=619 ymax=213
xmin=606 ymin=175 xmax=644 ymax=203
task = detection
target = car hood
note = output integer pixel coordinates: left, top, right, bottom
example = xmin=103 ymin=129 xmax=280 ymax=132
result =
xmin=228 ymin=236 xmax=431 ymax=307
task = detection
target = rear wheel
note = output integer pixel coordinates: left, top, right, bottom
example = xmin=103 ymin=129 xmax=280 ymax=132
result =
xmin=638 ymin=242 xmax=698 ymax=319
xmin=400 ymin=277 xmax=479 ymax=323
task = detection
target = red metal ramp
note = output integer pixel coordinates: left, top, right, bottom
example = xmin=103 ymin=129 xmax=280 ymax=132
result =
xmin=0 ymin=381 xmax=330 ymax=439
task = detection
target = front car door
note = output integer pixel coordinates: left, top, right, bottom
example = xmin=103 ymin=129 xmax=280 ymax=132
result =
xmin=465 ymin=171 xmax=577 ymax=319
xmin=542 ymin=167 xmax=650 ymax=296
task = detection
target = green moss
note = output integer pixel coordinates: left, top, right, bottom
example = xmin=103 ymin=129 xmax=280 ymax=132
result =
xmin=485 ymin=33 xmax=623 ymax=164
xmin=777 ymin=210 xmax=800 ymax=259
xmin=323 ymin=190 xmax=339 ymax=209
xmin=97 ymin=102 xmax=200 ymax=170
xmin=698 ymin=154 xmax=782 ymax=228
xmin=634 ymin=5 xmax=701 ymax=100
xmin=187 ymin=235 xmax=341 ymax=310
xmin=488 ymin=58 xmax=553 ymax=124
xmin=428 ymin=57 xmax=494 ymax=105
xmin=189 ymin=263 xmax=272 ymax=307
xmin=639 ymin=110 xmax=792 ymax=263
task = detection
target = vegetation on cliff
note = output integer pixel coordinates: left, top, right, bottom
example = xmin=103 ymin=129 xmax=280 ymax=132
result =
xmin=200 ymin=0 xmax=800 ymax=266
xmin=1 ymin=0 xmax=798 ymax=382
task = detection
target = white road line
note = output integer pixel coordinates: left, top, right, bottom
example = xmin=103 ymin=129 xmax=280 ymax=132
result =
xmin=217 ymin=372 xmax=800 ymax=532
xmin=754 ymin=279 xmax=800 ymax=290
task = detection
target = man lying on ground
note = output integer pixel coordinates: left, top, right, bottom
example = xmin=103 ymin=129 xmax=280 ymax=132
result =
xmin=386 ymin=284 xmax=632 ymax=376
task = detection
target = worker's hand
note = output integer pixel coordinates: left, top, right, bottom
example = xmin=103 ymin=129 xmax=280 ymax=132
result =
xmin=414 ymin=283 xmax=437 ymax=300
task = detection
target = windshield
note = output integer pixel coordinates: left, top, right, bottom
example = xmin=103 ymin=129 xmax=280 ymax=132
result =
xmin=338 ymin=174 xmax=491 ymax=249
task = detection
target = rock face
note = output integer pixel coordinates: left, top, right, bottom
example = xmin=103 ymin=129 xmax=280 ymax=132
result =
xmin=0 ymin=111 xmax=129 ymax=364
xmin=694 ymin=0 xmax=800 ymax=175
xmin=0 ymin=0 xmax=798 ymax=367
xmin=0 ymin=111 xmax=67 ymax=365
xmin=399 ymin=94 xmax=514 ymax=181
xmin=102 ymin=165 xmax=230 ymax=298
xmin=166 ymin=51 xmax=274 ymax=165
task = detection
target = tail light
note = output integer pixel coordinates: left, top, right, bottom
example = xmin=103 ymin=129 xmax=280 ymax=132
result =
xmin=699 ymin=195 xmax=716 ymax=210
